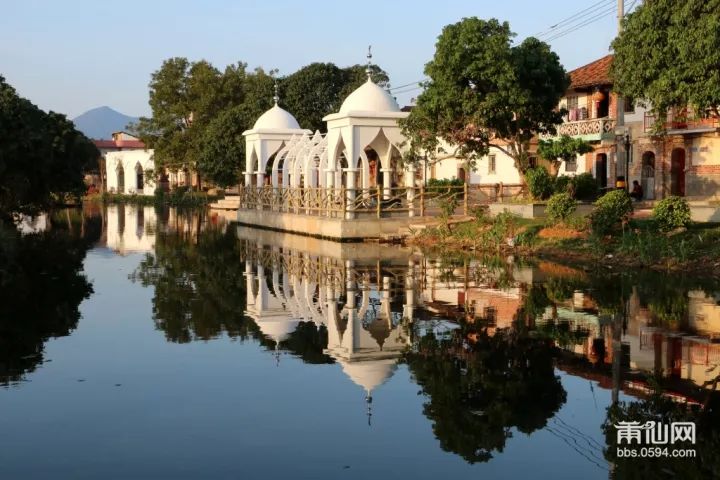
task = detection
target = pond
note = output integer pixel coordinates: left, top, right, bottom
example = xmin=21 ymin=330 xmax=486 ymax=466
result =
xmin=1 ymin=205 xmax=719 ymax=479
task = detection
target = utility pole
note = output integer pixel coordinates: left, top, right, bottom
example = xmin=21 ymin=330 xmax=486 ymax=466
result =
xmin=614 ymin=0 xmax=626 ymax=187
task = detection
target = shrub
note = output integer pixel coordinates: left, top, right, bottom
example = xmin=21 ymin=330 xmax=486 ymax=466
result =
xmin=546 ymin=192 xmax=577 ymax=224
xmin=552 ymin=173 xmax=598 ymax=201
xmin=525 ymin=167 xmax=554 ymax=200
xmin=572 ymin=173 xmax=599 ymax=201
xmin=427 ymin=177 xmax=463 ymax=188
xmin=590 ymin=190 xmax=633 ymax=235
xmin=652 ymin=196 xmax=691 ymax=232
xmin=554 ymin=175 xmax=573 ymax=195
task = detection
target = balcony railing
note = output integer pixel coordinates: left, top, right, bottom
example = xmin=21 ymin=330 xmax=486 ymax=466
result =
xmin=644 ymin=109 xmax=719 ymax=133
xmin=555 ymin=117 xmax=616 ymax=138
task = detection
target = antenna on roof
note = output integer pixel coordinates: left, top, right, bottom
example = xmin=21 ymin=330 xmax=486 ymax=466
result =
xmin=366 ymin=45 xmax=373 ymax=81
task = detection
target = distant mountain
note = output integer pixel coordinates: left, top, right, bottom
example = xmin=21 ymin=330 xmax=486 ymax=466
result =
xmin=72 ymin=106 xmax=139 ymax=140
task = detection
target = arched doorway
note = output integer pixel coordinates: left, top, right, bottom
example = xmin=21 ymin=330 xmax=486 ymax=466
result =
xmin=457 ymin=167 xmax=466 ymax=184
xmin=595 ymin=153 xmax=607 ymax=189
xmin=670 ymin=148 xmax=685 ymax=196
xmin=135 ymin=163 xmax=144 ymax=192
xmin=641 ymin=152 xmax=655 ymax=200
xmin=116 ymin=164 xmax=125 ymax=193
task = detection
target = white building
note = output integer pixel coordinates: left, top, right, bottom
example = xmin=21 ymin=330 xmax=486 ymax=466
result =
xmin=105 ymin=149 xmax=155 ymax=195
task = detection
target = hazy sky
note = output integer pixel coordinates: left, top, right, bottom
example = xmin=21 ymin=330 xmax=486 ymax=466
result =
xmin=0 ymin=0 xmax=629 ymax=119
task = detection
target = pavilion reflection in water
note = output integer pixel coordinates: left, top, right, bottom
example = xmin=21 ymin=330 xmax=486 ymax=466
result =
xmin=241 ymin=230 xmax=419 ymax=421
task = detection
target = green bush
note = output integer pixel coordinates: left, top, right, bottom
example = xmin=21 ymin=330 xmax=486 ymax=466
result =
xmin=590 ymin=190 xmax=633 ymax=235
xmin=525 ymin=167 xmax=554 ymax=200
xmin=554 ymin=175 xmax=573 ymax=195
xmin=572 ymin=173 xmax=599 ymax=201
xmin=552 ymin=173 xmax=598 ymax=201
xmin=427 ymin=178 xmax=463 ymax=188
xmin=546 ymin=192 xmax=577 ymax=224
xmin=652 ymin=196 xmax=691 ymax=232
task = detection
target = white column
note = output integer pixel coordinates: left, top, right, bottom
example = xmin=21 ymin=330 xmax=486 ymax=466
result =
xmin=406 ymin=165 xmax=416 ymax=218
xmin=380 ymin=168 xmax=392 ymax=199
xmin=244 ymin=171 xmax=252 ymax=187
xmin=344 ymin=168 xmax=359 ymax=220
xmin=325 ymin=168 xmax=335 ymax=217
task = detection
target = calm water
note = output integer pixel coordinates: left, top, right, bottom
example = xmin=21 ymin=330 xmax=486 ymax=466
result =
xmin=1 ymin=205 xmax=719 ymax=479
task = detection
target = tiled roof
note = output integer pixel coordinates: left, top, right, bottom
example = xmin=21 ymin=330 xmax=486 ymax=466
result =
xmin=94 ymin=139 xmax=145 ymax=149
xmin=569 ymin=54 xmax=613 ymax=89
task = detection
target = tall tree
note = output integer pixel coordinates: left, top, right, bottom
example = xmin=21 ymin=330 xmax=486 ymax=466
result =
xmin=612 ymin=0 xmax=720 ymax=120
xmin=0 ymin=76 xmax=97 ymax=220
xmin=402 ymin=18 xmax=569 ymax=177
xmin=133 ymin=58 xmax=226 ymax=188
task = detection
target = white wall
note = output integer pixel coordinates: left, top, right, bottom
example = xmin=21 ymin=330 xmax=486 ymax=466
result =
xmin=427 ymin=144 xmax=522 ymax=185
xmin=105 ymin=149 xmax=155 ymax=195
xmin=105 ymin=205 xmax=157 ymax=254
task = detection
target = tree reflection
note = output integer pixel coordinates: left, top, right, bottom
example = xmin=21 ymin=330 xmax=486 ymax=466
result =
xmin=603 ymin=386 xmax=720 ymax=479
xmin=131 ymin=226 xmax=257 ymax=343
xmin=131 ymin=226 xmax=334 ymax=363
xmin=0 ymin=217 xmax=94 ymax=385
xmin=405 ymin=327 xmax=566 ymax=463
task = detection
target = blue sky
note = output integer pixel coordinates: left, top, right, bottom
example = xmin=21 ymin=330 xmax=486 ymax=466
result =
xmin=0 ymin=0 xmax=628 ymax=118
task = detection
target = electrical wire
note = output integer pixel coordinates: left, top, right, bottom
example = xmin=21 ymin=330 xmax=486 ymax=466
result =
xmin=533 ymin=0 xmax=615 ymax=39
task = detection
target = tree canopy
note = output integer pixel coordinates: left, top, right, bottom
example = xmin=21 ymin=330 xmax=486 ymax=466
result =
xmin=402 ymin=18 xmax=569 ymax=175
xmin=0 ymin=76 xmax=98 ymax=220
xmin=133 ymin=58 xmax=389 ymax=187
xmin=537 ymin=135 xmax=594 ymax=176
xmin=611 ymin=0 xmax=720 ymax=119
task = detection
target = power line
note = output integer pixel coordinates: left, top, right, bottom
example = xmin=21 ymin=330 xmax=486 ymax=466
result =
xmin=392 ymin=85 xmax=423 ymax=96
xmin=533 ymin=0 xmax=615 ymax=39
xmin=543 ymin=4 xmax=618 ymax=42
xmin=389 ymin=80 xmax=426 ymax=92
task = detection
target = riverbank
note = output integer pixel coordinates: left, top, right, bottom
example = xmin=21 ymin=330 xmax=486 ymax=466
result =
xmin=407 ymin=215 xmax=720 ymax=277
xmin=86 ymin=190 xmax=222 ymax=207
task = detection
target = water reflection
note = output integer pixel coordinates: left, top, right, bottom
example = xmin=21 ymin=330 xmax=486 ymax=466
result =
xmin=0 ymin=209 xmax=98 ymax=385
xmin=3 ymin=205 xmax=720 ymax=478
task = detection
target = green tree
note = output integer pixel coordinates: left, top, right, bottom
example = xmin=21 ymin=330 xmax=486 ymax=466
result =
xmin=0 ymin=76 xmax=98 ymax=220
xmin=611 ymin=0 xmax=720 ymax=121
xmin=133 ymin=58 xmax=229 ymax=189
xmin=537 ymin=135 xmax=593 ymax=177
xmin=402 ymin=18 xmax=568 ymax=178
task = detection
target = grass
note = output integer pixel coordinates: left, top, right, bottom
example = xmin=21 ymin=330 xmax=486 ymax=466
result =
xmin=410 ymin=213 xmax=720 ymax=274
xmin=87 ymin=191 xmax=221 ymax=207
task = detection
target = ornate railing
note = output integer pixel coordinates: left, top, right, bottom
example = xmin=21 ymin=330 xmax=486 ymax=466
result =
xmin=553 ymin=117 xmax=616 ymax=138
xmin=238 ymin=184 xmax=526 ymax=219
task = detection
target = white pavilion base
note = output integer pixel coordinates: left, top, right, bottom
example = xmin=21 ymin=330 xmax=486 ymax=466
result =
xmin=236 ymin=209 xmax=417 ymax=240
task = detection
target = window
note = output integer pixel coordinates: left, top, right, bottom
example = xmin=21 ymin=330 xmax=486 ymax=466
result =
xmin=483 ymin=307 xmax=497 ymax=325
xmin=488 ymin=154 xmax=496 ymax=174
xmin=624 ymin=96 xmax=635 ymax=113
xmin=565 ymin=159 xmax=577 ymax=172
xmin=567 ymin=95 xmax=578 ymax=110
xmin=528 ymin=156 xmax=538 ymax=169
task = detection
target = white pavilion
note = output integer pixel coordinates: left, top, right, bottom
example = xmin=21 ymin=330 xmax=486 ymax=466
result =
xmin=238 ymin=51 xmax=422 ymax=239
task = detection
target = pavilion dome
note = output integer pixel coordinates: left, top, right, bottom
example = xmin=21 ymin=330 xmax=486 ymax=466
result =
xmin=340 ymin=359 xmax=398 ymax=393
xmin=252 ymin=104 xmax=301 ymax=130
xmin=255 ymin=317 xmax=301 ymax=344
xmin=339 ymin=79 xmax=400 ymax=114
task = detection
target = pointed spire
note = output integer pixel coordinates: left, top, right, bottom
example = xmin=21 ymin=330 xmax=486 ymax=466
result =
xmin=366 ymin=45 xmax=373 ymax=81
xmin=366 ymin=392 xmax=373 ymax=426
xmin=273 ymin=80 xmax=279 ymax=105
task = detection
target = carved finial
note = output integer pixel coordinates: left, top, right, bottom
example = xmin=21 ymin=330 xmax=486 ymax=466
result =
xmin=273 ymin=80 xmax=279 ymax=105
xmin=366 ymin=45 xmax=373 ymax=81
xmin=366 ymin=392 xmax=373 ymax=426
